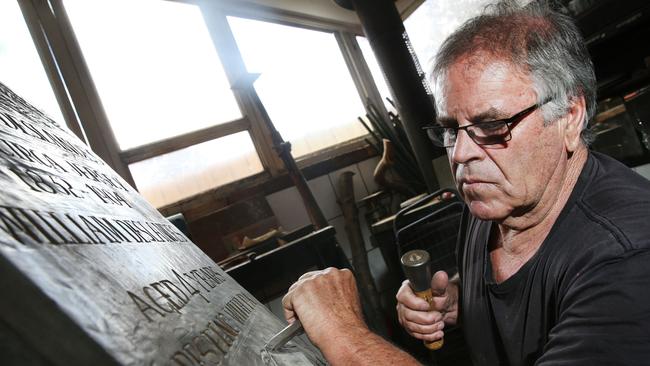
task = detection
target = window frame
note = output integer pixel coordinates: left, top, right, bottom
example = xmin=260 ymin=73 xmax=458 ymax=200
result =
xmin=19 ymin=0 xmax=389 ymax=211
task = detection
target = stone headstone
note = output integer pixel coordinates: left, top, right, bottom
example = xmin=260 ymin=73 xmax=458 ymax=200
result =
xmin=0 ymin=82 xmax=325 ymax=366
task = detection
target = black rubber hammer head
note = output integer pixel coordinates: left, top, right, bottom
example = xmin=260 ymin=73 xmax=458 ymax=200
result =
xmin=400 ymin=249 xmax=432 ymax=292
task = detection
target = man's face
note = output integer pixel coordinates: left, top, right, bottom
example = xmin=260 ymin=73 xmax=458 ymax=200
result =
xmin=436 ymin=56 xmax=567 ymax=222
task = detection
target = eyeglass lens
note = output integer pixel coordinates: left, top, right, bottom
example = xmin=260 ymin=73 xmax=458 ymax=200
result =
xmin=428 ymin=121 xmax=511 ymax=147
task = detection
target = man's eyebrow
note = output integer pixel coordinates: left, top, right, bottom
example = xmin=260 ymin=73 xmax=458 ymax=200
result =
xmin=468 ymin=107 xmax=510 ymax=123
xmin=436 ymin=106 xmax=509 ymax=126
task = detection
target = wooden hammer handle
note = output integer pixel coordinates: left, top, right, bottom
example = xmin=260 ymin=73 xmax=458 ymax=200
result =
xmin=414 ymin=288 xmax=444 ymax=350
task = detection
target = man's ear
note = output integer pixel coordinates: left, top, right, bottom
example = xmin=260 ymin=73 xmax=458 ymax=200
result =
xmin=563 ymin=95 xmax=586 ymax=153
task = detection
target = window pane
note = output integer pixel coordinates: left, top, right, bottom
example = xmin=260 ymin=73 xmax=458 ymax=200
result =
xmin=404 ymin=0 xmax=492 ymax=74
xmin=129 ymin=132 xmax=263 ymax=208
xmin=0 ymin=1 xmax=64 ymax=123
xmin=227 ymin=17 xmax=367 ymax=158
xmin=64 ymin=0 xmax=242 ymax=150
xmin=356 ymin=36 xmax=394 ymax=111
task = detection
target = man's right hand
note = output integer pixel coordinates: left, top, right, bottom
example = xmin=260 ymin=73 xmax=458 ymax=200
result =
xmin=395 ymin=270 xmax=459 ymax=342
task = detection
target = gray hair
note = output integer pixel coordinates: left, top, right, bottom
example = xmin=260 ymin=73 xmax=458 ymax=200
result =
xmin=431 ymin=0 xmax=597 ymax=145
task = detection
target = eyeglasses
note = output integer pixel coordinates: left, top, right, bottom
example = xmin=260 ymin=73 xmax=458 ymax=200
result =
xmin=423 ymin=101 xmax=548 ymax=148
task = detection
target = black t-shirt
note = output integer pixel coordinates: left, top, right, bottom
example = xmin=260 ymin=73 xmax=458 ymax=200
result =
xmin=457 ymin=152 xmax=650 ymax=366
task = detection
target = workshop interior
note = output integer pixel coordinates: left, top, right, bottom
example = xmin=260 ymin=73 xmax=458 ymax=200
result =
xmin=1 ymin=0 xmax=649 ymax=365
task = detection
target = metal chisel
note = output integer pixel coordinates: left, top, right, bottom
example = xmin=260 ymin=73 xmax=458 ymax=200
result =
xmin=264 ymin=319 xmax=304 ymax=352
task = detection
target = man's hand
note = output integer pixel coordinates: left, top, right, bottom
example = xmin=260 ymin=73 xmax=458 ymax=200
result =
xmin=396 ymin=271 xmax=459 ymax=342
xmin=282 ymin=267 xmax=368 ymax=350
xmin=282 ymin=267 xmax=421 ymax=365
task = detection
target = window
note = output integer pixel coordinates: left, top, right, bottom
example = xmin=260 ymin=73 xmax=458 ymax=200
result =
xmin=63 ymin=0 xmax=266 ymax=207
xmin=227 ymin=16 xmax=368 ymax=158
xmin=356 ymin=36 xmax=394 ymax=111
xmin=404 ymin=0 xmax=493 ymax=75
xmin=129 ymin=132 xmax=263 ymax=208
xmin=64 ymin=0 xmax=242 ymax=150
xmin=0 ymin=1 xmax=64 ymax=122
xmin=24 ymin=1 xmax=383 ymax=209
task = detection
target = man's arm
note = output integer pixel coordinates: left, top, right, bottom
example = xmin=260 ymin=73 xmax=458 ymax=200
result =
xmin=536 ymin=250 xmax=650 ymax=365
xmin=282 ymin=268 xmax=420 ymax=365
xmin=395 ymin=271 xmax=460 ymax=342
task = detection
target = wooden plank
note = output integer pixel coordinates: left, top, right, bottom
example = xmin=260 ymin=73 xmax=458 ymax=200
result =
xmin=120 ymin=117 xmax=249 ymax=164
xmin=0 ymin=82 xmax=324 ymax=365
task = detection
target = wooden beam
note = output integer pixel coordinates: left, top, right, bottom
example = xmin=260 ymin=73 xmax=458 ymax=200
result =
xmin=218 ymin=0 xmax=363 ymax=35
xmin=198 ymin=4 xmax=286 ymax=175
xmin=120 ymin=117 xmax=249 ymax=164
xmin=17 ymin=0 xmax=87 ymax=143
xmin=29 ymin=0 xmax=135 ymax=187
xmin=168 ymin=0 xmax=364 ymax=35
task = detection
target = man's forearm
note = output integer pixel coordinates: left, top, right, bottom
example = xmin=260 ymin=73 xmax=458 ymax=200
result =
xmin=318 ymin=326 xmax=420 ymax=366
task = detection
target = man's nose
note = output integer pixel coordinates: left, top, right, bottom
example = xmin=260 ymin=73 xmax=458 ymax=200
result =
xmin=450 ymin=129 xmax=482 ymax=164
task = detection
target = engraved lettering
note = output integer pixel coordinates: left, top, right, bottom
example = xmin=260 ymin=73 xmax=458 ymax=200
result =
xmin=34 ymin=211 xmax=81 ymax=244
xmin=85 ymin=184 xmax=132 ymax=207
xmin=113 ymin=220 xmax=145 ymax=242
xmin=182 ymin=343 xmax=202 ymax=365
xmin=173 ymin=269 xmax=210 ymax=304
xmin=185 ymin=272 xmax=210 ymax=293
xmin=41 ymin=153 xmax=68 ymax=173
xmin=223 ymin=300 xmax=248 ymax=325
xmin=67 ymin=160 xmax=127 ymax=191
xmin=0 ymin=110 xmax=97 ymax=162
xmin=0 ymin=206 xmax=44 ymax=244
xmin=192 ymin=334 xmax=221 ymax=362
xmin=151 ymin=282 xmax=185 ymax=312
xmin=145 ymin=222 xmax=167 ymax=242
xmin=191 ymin=269 xmax=216 ymax=289
xmin=200 ymin=329 xmax=228 ymax=355
xmin=90 ymin=217 xmax=128 ymax=242
xmin=10 ymin=166 xmax=84 ymax=198
xmin=143 ymin=286 xmax=178 ymax=314
xmin=132 ymin=221 xmax=157 ymax=242
xmin=212 ymin=316 xmax=239 ymax=342
xmin=159 ymin=279 xmax=189 ymax=307
xmin=78 ymin=216 xmax=113 ymax=244
xmin=201 ymin=267 xmax=226 ymax=285
xmin=168 ymin=314 xmax=242 ymax=365
xmin=65 ymin=213 xmax=100 ymax=244
xmin=127 ymin=290 xmax=165 ymax=323
xmin=170 ymin=351 xmax=194 ymax=366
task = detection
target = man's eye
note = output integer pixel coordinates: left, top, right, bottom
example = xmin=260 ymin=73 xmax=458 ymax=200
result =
xmin=477 ymin=121 xmax=506 ymax=133
xmin=443 ymin=128 xmax=457 ymax=137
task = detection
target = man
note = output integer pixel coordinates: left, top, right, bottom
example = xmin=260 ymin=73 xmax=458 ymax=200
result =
xmin=282 ymin=1 xmax=650 ymax=365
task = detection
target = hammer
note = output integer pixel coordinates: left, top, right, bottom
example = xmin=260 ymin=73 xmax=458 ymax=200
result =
xmin=400 ymin=249 xmax=444 ymax=350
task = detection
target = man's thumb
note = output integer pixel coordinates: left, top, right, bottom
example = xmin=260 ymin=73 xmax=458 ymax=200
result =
xmin=431 ymin=270 xmax=449 ymax=296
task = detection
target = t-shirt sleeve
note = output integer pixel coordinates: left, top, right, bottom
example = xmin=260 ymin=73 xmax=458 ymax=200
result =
xmin=535 ymin=250 xmax=650 ymax=366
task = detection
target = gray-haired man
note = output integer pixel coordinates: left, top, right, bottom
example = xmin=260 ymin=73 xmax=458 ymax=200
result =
xmin=283 ymin=1 xmax=650 ymax=365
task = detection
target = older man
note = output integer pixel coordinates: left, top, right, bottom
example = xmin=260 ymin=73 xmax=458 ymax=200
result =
xmin=283 ymin=1 xmax=650 ymax=365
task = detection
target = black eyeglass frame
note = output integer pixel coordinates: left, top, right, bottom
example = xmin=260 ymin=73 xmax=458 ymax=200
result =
xmin=423 ymin=100 xmax=549 ymax=148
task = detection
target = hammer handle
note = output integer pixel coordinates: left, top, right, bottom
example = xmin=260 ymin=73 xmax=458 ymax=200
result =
xmin=414 ymin=288 xmax=444 ymax=350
